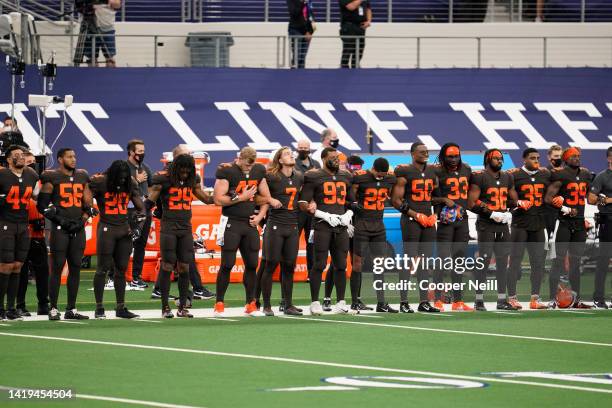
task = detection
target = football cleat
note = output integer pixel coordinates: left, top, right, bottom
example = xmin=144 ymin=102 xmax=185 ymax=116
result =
xmin=508 ymin=297 xmax=523 ymax=310
xmin=547 ymin=300 xmax=557 ymax=309
xmin=474 ymin=300 xmax=487 ymax=311
xmin=278 ymin=300 xmax=286 ymax=312
xmin=284 ymin=305 xmax=303 ymax=316
xmin=5 ymin=309 xmax=23 ymax=321
xmin=174 ymin=297 xmax=192 ymax=309
xmin=213 ymin=301 xmax=226 ymax=318
xmin=322 ymin=298 xmax=332 ymax=312
xmin=48 ymin=308 xmax=61 ymax=321
xmin=309 ymin=301 xmax=324 ymax=316
xmin=116 ymin=307 xmax=139 ymax=319
xmin=418 ymin=302 xmax=440 ymax=313
xmin=355 ymin=299 xmax=373 ymax=311
xmin=245 ymin=301 xmax=265 ymax=317
xmin=176 ymin=307 xmax=194 ymax=318
xmin=529 ymin=296 xmax=548 ymax=310
xmin=572 ymin=300 xmax=593 ymax=309
xmin=376 ymin=303 xmax=398 ymax=313
xmin=193 ymin=287 xmax=215 ymax=300
xmin=433 ymin=300 xmax=445 ymax=311
xmin=399 ymin=302 xmax=414 ymax=313
xmin=334 ymin=300 xmax=357 ymax=314
xmin=104 ymin=278 xmax=114 ymax=291
xmin=65 ymin=309 xmax=90 ymax=320
xmin=0 ymin=309 xmax=6 ymax=321
xmin=150 ymin=289 xmax=162 ymax=299
xmin=496 ymin=301 xmax=518 ymax=311
xmin=262 ymin=307 xmax=275 ymax=317
xmin=94 ymin=307 xmax=106 ymax=319
xmin=16 ymin=308 xmax=31 ymax=317
xmin=162 ymin=306 xmax=174 ymax=318
xmin=593 ymin=300 xmax=609 ymax=309
xmin=130 ymin=279 xmax=148 ymax=289
xmin=451 ymin=301 xmax=474 ymax=311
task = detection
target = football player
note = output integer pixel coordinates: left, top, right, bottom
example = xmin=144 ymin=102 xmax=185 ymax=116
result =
xmin=147 ymin=150 xmax=214 ymax=318
xmin=213 ymin=147 xmax=271 ymax=317
xmin=392 ymin=142 xmax=439 ymax=313
xmin=507 ymin=148 xmax=551 ymax=309
xmin=468 ymin=149 xmax=522 ymax=311
xmin=299 ymin=147 xmax=355 ymax=315
xmin=351 ymin=157 xmax=398 ymax=313
xmin=90 ymin=160 xmax=145 ymax=319
xmin=258 ymin=147 xmax=304 ymax=316
xmin=544 ymin=147 xmax=593 ymax=309
xmin=38 ymin=147 xmax=94 ymax=320
xmin=432 ymin=143 xmax=473 ymax=311
xmin=0 ymin=145 xmax=39 ymax=320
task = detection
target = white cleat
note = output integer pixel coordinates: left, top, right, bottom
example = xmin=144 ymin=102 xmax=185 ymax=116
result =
xmin=333 ymin=300 xmax=357 ymax=314
xmin=310 ymin=301 xmax=324 ymax=316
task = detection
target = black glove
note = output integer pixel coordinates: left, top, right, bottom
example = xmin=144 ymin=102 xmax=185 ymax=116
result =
xmin=31 ymin=218 xmax=46 ymax=231
xmin=0 ymin=194 xmax=6 ymax=207
xmin=62 ymin=218 xmax=84 ymax=234
xmin=42 ymin=205 xmax=58 ymax=220
xmin=152 ymin=206 xmax=162 ymax=219
xmin=84 ymin=206 xmax=99 ymax=218
xmin=129 ymin=227 xmax=142 ymax=241
xmin=398 ymin=200 xmax=410 ymax=215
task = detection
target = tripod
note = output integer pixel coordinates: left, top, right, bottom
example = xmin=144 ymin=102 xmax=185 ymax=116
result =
xmin=72 ymin=9 xmax=112 ymax=66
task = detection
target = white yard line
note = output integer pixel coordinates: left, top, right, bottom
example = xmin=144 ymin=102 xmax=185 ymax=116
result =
xmin=0 ymin=332 xmax=610 ymax=395
xmin=280 ymin=316 xmax=612 ymax=347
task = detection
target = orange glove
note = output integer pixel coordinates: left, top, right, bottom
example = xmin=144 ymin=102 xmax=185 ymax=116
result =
xmin=551 ymin=196 xmax=564 ymax=208
xmin=415 ymin=213 xmax=430 ymax=228
xmin=427 ymin=214 xmax=437 ymax=227
xmin=517 ymin=200 xmax=533 ymax=211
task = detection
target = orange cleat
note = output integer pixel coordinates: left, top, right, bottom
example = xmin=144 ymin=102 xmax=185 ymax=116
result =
xmin=213 ymin=301 xmax=225 ymax=318
xmin=451 ymin=301 xmax=474 ymax=311
xmin=508 ymin=297 xmax=523 ymax=310
xmin=244 ymin=301 xmax=265 ymax=317
xmin=434 ymin=300 xmax=445 ymax=311
xmin=529 ymin=297 xmax=548 ymax=310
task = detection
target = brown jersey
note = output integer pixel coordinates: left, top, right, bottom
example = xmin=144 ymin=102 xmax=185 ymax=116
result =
xmin=470 ymin=170 xmax=514 ymax=223
xmin=551 ymin=166 xmax=592 ymax=219
xmin=394 ymin=164 xmax=437 ymax=215
xmin=151 ymin=171 xmax=201 ymax=230
xmin=433 ymin=163 xmax=472 ymax=211
xmin=89 ymin=174 xmax=143 ymax=226
xmin=0 ymin=167 xmax=39 ymax=223
xmin=216 ymin=163 xmax=266 ymax=221
xmin=300 ymin=168 xmax=353 ymax=215
xmin=509 ymin=167 xmax=551 ymax=230
xmin=40 ymin=168 xmax=90 ymax=221
xmin=352 ymin=170 xmax=396 ymax=220
xmin=265 ymin=170 xmax=304 ymax=225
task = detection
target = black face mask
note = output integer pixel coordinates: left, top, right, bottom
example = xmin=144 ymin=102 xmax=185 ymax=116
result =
xmin=329 ymin=139 xmax=339 ymax=149
xmin=551 ymin=158 xmax=562 ymax=167
xmin=134 ymin=153 xmax=145 ymax=164
xmin=298 ymin=151 xmax=309 ymax=160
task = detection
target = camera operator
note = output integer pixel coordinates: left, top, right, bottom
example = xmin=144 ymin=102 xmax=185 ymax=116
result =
xmin=76 ymin=0 xmax=121 ymax=67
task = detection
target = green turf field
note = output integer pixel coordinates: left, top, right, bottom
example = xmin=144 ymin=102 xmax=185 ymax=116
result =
xmin=0 ymin=271 xmax=610 ymax=407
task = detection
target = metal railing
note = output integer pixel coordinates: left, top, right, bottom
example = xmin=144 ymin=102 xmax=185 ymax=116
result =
xmin=32 ymin=33 xmax=612 ymax=69
xmin=1 ymin=0 xmax=611 ymax=23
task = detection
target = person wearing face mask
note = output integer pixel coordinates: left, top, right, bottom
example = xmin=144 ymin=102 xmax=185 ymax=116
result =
xmin=544 ymin=144 xmax=564 ymax=240
xmin=0 ymin=146 xmax=40 ymax=321
xmin=298 ymin=147 xmax=356 ymax=315
xmin=15 ymin=152 xmax=49 ymax=317
xmin=468 ymin=149 xmax=521 ymax=311
xmin=126 ymin=139 xmax=152 ymax=289
xmin=544 ymin=147 xmax=593 ymax=309
xmin=89 ymin=160 xmax=145 ymax=319
xmin=311 ymin=128 xmax=345 ymax=168
xmin=507 ymin=148 xmax=552 ymax=310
